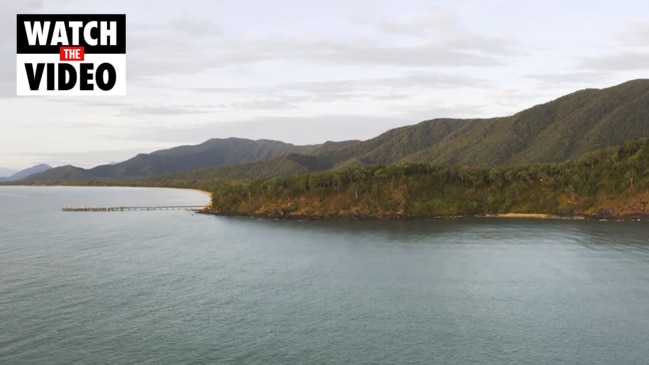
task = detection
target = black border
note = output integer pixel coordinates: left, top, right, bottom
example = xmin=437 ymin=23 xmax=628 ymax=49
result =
xmin=17 ymin=14 xmax=126 ymax=54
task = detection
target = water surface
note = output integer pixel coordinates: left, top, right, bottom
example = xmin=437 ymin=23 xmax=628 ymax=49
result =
xmin=1 ymin=186 xmax=648 ymax=364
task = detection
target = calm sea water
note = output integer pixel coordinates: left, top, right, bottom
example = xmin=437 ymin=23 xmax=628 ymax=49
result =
xmin=1 ymin=186 xmax=649 ymax=364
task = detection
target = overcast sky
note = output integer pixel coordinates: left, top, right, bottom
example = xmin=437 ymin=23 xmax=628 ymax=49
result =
xmin=2 ymin=0 xmax=649 ymax=169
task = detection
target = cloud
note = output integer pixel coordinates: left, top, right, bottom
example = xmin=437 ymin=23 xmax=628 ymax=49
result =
xmin=222 ymin=99 xmax=300 ymax=111
xmin=123 ymin=16 xmax=227 ymax=82
xmin=526 ymin=71 xmax=609 ymax=85
xmin=268 ymin=72 xmax=490 ymax=104
xmin=615 ymin=21 xmax=649 ymax=47
xmin=116 ymin=114 xmax=412 ymax=144
xmin=167 ymin=18 xmax=224 ymax=38
xmin=190 ymin=86 xmax=251 ymax=94
xmin=38 ymin=98 xmax=217 ymax=117
xmin=118 ymin=105 xmax=215 ymax=116
xmin=232 ymin=38 xmax=508 ymax=67
xmin=578 ymin=52 xmax=649 ymax=71
xmin=191 ymin=72 xmax=489 ymax=105
xmin=577 ymin=22 xmax=649 ymax=72
xmin=65 ymin=99 xmax=134 ymax=108
xmin=117 ymin=97 xmax=496 ymax=146
xmin=62 ymin=121 xmax=119 ymax=129
xmin=126 ymin=38 xmax=505 ymax=85
xmin=357 ymin=7 xmax=520 ymax=58
xmin=389 ymin=103 xmax=487 ymax=120
xmin=0 ymin=2 xmax=520 ymax=100
xmin=375 ymin=10 xmax=458 ymax=35
xmin=125 ymin=14 xmax=515 ymax=84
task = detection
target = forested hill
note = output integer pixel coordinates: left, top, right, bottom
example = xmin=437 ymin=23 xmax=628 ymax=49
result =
xmin=207 ymin=138 xmax=649 ymax=219
xmin=21 ymin=138 xmax=359 ymax=182
xmin=20 ymin=79 xmax=649 ymax=183
xmin=143 ymin=79 xmax=649 ymax=182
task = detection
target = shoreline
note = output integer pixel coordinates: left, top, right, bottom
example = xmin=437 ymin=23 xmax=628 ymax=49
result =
xmin=1 ymin=184 xmax=214 ymax=210
xmin=199 ymin=209 xmax=649 ymax=221
xmin=186 ymin=188 xmax=212 ymax=207
xmin=6 ymin=184 xmax=647 ymax=221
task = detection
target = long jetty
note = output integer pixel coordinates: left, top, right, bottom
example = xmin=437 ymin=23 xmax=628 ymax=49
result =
xmin=62 ymin=205 xmax=205 ymax=212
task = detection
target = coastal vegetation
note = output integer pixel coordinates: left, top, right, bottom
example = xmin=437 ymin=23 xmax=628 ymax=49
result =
xmin=207 ymin=138 xmax=649 ymax=219
xmin=8 ymin=79 xmax=649 ymax=220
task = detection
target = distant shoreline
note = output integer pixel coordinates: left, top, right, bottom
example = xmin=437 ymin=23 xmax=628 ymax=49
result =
xmin=0 ymin=184 xmax=214 ymax=211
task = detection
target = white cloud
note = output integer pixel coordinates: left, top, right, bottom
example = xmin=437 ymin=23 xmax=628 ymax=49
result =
xmin=579 ymin=52 xmax=649 ymax=71
xmin=118 ymin=105 xmax=215 ymax=116
xmin=526 ymin=72 xmax=610 ymax=86
xmin=615 ymin=21 xmax=649 ymax=47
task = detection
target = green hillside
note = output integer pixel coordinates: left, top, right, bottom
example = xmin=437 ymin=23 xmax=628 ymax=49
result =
xmin=18 ymin=79 xmax=649 ymax=186
xmin=207 ymin=138 xmax=649 ymax=219
xmin=328 ymin=79 xmax=649 ymax=168
xmin=406 ymin=80 xmax=649 ymax=166
xmin=22 ymin=138 xmax=359 ymax=182
xmin=152 ymin=79 xmax=649 ymax=182
xmin=14 ymin=79 xmax=649 ymax=219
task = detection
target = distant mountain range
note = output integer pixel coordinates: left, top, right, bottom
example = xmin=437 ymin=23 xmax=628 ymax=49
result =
xmin=19 ymin=79 xmax=649 ymax=183
xmin=0 ymin=164 xmax=51 ymax=181
xmin=21 ymin=139 xmax=359 ymax=182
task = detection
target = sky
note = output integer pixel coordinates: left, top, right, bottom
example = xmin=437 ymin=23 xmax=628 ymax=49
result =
xmin=2 ymin=0 xmax=649 ymax=170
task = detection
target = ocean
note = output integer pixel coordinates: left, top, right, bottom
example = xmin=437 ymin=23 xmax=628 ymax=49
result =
xmin=1 ymin=186 xmax=649 ymax=364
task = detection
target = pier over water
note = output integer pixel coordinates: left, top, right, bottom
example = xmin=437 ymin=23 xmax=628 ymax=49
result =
xmin=62 ymin=205 xmax=205 ymax=212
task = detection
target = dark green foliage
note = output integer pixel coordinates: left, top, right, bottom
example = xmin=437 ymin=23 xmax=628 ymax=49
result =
xmin=358 ymin=79 xmax=649 ymax=167
xmin=14 ymin=138 xmax=649 ymax=219
xmin=135 ymin=79 xmax=649 ymax=182
xmin=209 ymin=138 xmax=649 ymax=218
xmin=21 ymin=79 xmax=649 ymax=183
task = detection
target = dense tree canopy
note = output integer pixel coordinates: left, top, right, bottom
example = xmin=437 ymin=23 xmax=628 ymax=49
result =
xmin=208 ymin=138 xmax=649 ymax=219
